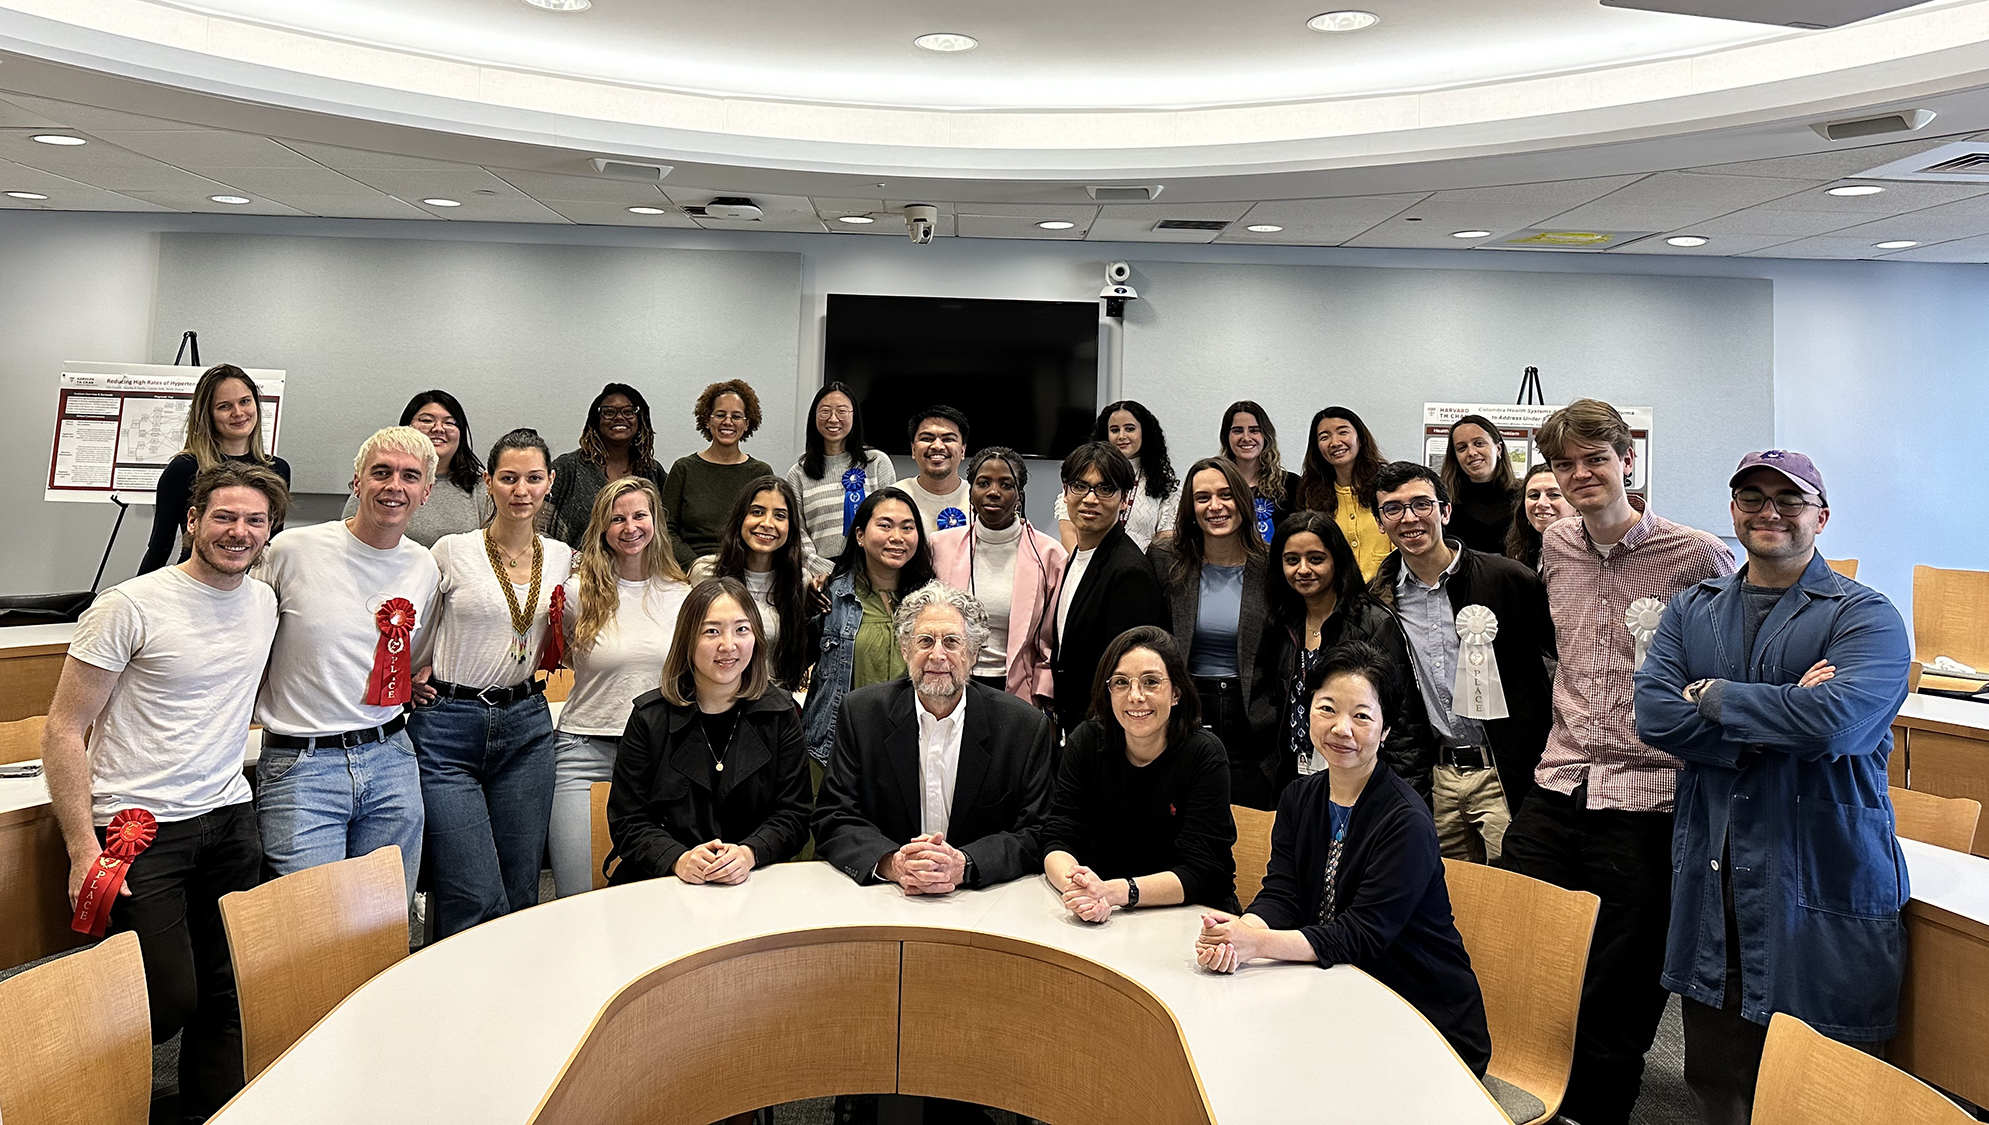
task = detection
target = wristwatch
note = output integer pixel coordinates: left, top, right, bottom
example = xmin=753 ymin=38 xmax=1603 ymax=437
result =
xmin=961 ymin=854 xmax=977 ymax=888
xmin=1685 ymin=678 xmax=1715 ymax=704
xmin=1124 ymin=876 xmax=1140 ymax=909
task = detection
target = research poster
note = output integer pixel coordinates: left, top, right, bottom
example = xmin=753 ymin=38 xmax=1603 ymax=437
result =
xmin=1422 ymin=402 xmax=1652 ymax=499
xmin=45 ymin=362 xmax=286 ymax=504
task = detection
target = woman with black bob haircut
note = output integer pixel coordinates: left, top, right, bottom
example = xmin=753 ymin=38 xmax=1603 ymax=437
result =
xmin=547 ymin=383 xmax=667 ymax=548
xmin=689 ymin=475 xmax=814 ymax=689
xmin=1295 ymin=406 xmax=1392 ymax=580
xmin=1195 ymin=641 xmax=1491 ymax=1078
xmin=606 ymin=576 xmax=812 ymax=886
xmin=1248 ymin=511 xmax=1434 ymax=800
xmin=1053 ymin=399 xmax=1181 ymax=552
xmin=1043 ymin=627 xmax=1238 ymax=922
xmin=788 ymin=380 xmax=897 ymax=576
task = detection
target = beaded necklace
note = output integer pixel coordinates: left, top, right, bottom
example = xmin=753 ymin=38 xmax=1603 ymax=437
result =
xmin=483 ymin=528 xmax=544 ymax=666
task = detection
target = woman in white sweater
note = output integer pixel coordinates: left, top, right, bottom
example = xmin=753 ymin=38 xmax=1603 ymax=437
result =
xmin=786 ymin=381 xmax=896 ymax=577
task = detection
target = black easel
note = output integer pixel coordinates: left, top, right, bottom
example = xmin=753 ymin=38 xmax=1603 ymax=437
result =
xmin=1515 ymin=365 xmax=1545 ymax=406
xmin=173 ymin=330 xmax=201 ymax=367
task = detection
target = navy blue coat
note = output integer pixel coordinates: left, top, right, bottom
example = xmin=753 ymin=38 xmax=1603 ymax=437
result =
xmin=1634 ymin=551 xmax=1911 ymax=1039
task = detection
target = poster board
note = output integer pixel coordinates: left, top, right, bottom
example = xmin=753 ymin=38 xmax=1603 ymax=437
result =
xmin=1423 ymin=402 xmax=1652 ymax=497
xmin=45 ymin=362 xmax=285 ymax=504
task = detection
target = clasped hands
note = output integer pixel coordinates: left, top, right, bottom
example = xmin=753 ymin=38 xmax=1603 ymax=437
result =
xmin=1059 ymin=865 xmax=1124 ymax=923
xmin=878 ymin=832 xmax=968 ymax=895
xmin=1195 ymin=910 xmax=1268 ymax=974
xmin=672 ymin=839 xmax=756 ymax=885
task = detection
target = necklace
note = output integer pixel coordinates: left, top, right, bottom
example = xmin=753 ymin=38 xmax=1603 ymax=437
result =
xmin=701 ymin=708 xmax=737 ymax=773
xmin=483 ymin=529 xmax=544 ymax=665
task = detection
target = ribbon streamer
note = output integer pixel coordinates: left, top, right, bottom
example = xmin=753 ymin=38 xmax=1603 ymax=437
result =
xmin=1452 ymin=604 xmax=1510 ymax=720
xmin=537 ymin=586 xmax=567 ymax=673
xmin=71 ymin=808 xmax=158 ymax=937
xmin=1254 ymin=497 xmax=1275 ymax=544
xmin=936 ymin=506 xmax=968 ymax=531
xmin=841 ymin=466 xmax=866 ymax=535
xmin=1626 ymin=596 xmax=1665 ymax=671
xmin=364 ymin=598 xmax=417 ymax=706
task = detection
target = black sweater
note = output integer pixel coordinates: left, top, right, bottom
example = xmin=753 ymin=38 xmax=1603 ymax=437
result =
xmin=1448 ymin=478 xmax=1517 ymax=558
xmin=139 ymin=452 xmax=293 ymax=574
xmin=1042 ymin=722 xmax=1239 ymax=913
xmin=1250 ymin=766 xmax=1492 ymax=1076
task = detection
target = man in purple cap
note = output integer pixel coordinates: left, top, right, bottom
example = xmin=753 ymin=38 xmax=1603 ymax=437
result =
xmin=1634 ymin=449 xmax=1910 ymax=1125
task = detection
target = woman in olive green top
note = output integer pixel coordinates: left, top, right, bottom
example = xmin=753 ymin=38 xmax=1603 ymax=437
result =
xmin=661 ymin=379 xmax=774 ymax=568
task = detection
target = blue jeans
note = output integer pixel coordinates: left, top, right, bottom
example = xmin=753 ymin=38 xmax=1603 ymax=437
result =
xmin=549 ymin=731 xmax=617 ymax=898
xmin=407 ymin=694 xmax=556 ymax=939
xmin=255 ymin=729 xmax=423 ymax=904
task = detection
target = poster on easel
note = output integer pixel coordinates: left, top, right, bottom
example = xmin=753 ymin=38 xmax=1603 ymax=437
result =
xmin=45 ymin=362 xmax=286 ymax=504
xmin=1422 ymin=402 xmax=1652 ymax=500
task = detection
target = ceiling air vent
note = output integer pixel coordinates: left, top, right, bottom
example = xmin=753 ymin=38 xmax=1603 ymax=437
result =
xmin=1810 ymin=109 xmax=1936 ymax=141
xmin=589 ymin=157 xmax=673 ymax=182
xmin=1851 ymin=142 xmax=1989 ymax=183
xmin=1154 ymin=219 xmax=1230 ymax=231
xmin=1087 ymin=185 xmax=1163 ymax=202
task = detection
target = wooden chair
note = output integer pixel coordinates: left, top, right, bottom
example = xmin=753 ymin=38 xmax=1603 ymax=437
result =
xmin=1443 ymin=859 xmax=1601 ymax=1125
xmin=1912 ymin=565 xmax=1989 ymax=691
xmin=590 ymin=780 xmax=618 ymax=889
xmin=0 ymin=713 xmax=46 ymax=764
xmin=219 ymin=845 xmax=409 ymax=1081
xmin=1753 ymin=1012 xmax=1972 ymax=1125
xmin=1824 ymin=558 xmax=1859 ymax=579
xmin=543 ymin=668 xmax=575 ymax=704
xmin=1230 ymin=804 xmax=1274 ymax=911
xmin=1909 ymin=660 xmax=1925 ymax=694
xmin=1891 ymin=786 xmax=1982 ymax=853
xmin=0 ymin=931 xmax=150 ymax=1125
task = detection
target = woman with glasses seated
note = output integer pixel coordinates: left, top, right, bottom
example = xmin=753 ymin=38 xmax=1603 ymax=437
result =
xmin=546 ymin=384 xmax=668 ymax=548
xmin=787 ymin=381 xmax=896 ymax=578
xmin=660 ymin=380 xmax=775 ymax=570
xmin=1044 ymin=627 xmax=1238 ymax=921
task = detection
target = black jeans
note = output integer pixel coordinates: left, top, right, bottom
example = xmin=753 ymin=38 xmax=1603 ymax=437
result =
xmin=1497 ymin=786 xmax=1674 ymax=1125
xmin=104 ymin=800 xmax=261 ymax=1122
xmin=1194 ymin=675 xmax=1271 ymax=810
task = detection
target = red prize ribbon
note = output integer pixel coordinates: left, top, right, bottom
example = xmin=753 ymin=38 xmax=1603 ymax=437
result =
xmin=71 ymin=808 xmax=158 ymax=937
xmin=536 ymin=586 xmax=566 ymax=673
xmin=364 ymin=598 xmax=417 ymax=706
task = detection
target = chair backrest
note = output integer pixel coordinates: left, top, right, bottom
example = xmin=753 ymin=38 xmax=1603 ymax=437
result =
xmin=1230 ymin=804 xmax=1275 ymax=911
xmin=591 ymin=780 xmax=616 ymax=890
xmin=0 ymin=931 xmax=150 ymax=1125
xmin=1753 ymin=1012 xmax=1972 ymax=1125
xmin=219 ymin=845 xmax=409 ymax=1080
xmin=1444 ymin=858 xmax=1601 ymax=1124
xmin=1824 ymin=557 xmax=1859 ymax=579
xmin=1891 ymin=786 xmax=1982 ymax=853
xmin=1911 ymin=565 xmax=1989 ymax=673
xmin=1909 ymin=660 xmax=1924 ymax=694
xmin=0 ymin=713 xmax=46 ymax=764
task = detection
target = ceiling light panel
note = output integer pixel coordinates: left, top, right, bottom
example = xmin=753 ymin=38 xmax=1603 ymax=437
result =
xmin=1874 ymin=239 xmax=1919 ymax=248
xmin=1307 ymin=10 xmax=1380 ymax=32
xmin=534 ymin=200 xmax=698 ymax=227
xmin=5 ymin=190 xmax=50 ymax=199
xmin=521 ymin=0 xmax=591 ymax=10
xmin=30 ymin=134 xmax=87 ymax=146
xmin=1221 ymin=195 xmax=1427 ymax=245
xmin=913 ymin=33 xmax=978 ymax=52
xmin=1825 ymin=184 xmax=1885 ymax=196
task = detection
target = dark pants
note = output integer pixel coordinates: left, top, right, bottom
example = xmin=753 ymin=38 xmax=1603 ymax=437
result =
xmin=1195 ymin=675 xmax=1271 ymax=810
xmin=1497 ymin=786 xmax=1674 ymax=1125
xmin=105 ymin=801 xmax=261 ymax=1122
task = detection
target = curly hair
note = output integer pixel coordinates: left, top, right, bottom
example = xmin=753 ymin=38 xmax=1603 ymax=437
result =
xmin=576 ymin=383 xmax=661 ymax=479
xmin=1091 ymin=400 xmax=1176 ymax=501
xmin=694 ymin=379 xmax=763 ymax=442
xmin=1218 ymin=400 xmax=1287 ymax=505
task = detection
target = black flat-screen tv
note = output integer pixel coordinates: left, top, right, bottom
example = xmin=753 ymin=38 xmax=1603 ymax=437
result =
xmin=823 ymin=295 xmax=1100 ymax=460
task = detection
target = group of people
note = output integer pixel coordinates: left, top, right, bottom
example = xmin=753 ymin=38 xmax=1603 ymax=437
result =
xmin=60 ymin=367 xmax=1912 ymax=1125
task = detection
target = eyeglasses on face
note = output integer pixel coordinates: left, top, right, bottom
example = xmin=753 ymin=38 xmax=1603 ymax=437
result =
xmin=1107 ymin=674 xmax=1169 ymax=696
xmin=1732 ymin=489 xmax=1821 ymax=516
xmin=1064 ymin=480 xmax=1123 ymax=500
xmin=709 ymin=411 xmax=748 ymax=423
xmin=815 ymin=405 xmax=854 ymax=420
xmin=599 ymin=408 xmax=640 ymax=422
xmin=1377 ymin=496 xmax=1441 ymax=521
xmin=911 ymin=633 xmax=969 ymax=654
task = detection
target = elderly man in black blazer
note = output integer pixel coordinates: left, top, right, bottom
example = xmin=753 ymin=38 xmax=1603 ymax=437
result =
xmin=1048 ymin=442 xmax=1171 ymax=734
xmin=815 ymin=581 xmax=1056 ymax=891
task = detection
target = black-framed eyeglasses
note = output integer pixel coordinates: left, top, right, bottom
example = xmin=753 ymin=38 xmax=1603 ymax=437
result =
xmin=599 ymin=408 xmax=640 ymax=422
xmin=1064 ymin=480 xmax=1123 ymax=500
xmin=1732 ymin=489 xmax=1821 ymax=516
xmin=1377 ymin=496 xmax=1442 ymax=521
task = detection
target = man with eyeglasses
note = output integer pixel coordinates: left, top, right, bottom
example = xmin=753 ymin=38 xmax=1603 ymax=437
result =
xmin=1367 ymin=460 xmax=1553 ymax=858
xmin=1047 ymin=442 xmax=1170 ymax=734
xmin=902 ymin=405 xmax=973 ymax=535
xmin=1634 ymin=450 xmax=1909 ymax=1125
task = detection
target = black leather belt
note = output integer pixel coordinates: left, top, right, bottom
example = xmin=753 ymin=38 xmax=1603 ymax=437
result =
xmin=263 ymin=714 xmax=406 ymax=751
xmin=431 ymin=677 xmax=546 ymax=707
xmin=1439 ymin=744 xmax=1493 ymax=771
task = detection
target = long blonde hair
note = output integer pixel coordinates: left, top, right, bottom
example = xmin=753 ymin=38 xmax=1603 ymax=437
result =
xmin=572 ymin=477 xmax=687 ymax=653
xmin=182 ymin=364 xmax=273 ymax=471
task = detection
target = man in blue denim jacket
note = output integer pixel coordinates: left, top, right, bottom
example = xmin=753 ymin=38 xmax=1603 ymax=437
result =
xmin=1634 ymin=450 xmax=1910 ymax=1125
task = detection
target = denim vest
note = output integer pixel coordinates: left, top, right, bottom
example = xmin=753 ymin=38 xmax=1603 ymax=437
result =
xmin=800 ymin=570 xmax=865 ymax=763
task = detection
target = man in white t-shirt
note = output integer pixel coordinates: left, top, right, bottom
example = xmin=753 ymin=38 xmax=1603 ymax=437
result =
xmin=42 ymin=461 xmax=288 ymax=1121
xmin=252 ymin=426 xmax=439 ymax=903
xmin=901 ymin=405 xmax=972 ymax=535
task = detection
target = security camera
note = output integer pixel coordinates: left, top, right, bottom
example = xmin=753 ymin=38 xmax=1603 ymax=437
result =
xmin=1100 ymin=282 xmax=1138 ymax=318
xmin=904 ymin=204 xmax=938 ymax=246
xmin=1106 ymin=261 xmax=1131 ymax=284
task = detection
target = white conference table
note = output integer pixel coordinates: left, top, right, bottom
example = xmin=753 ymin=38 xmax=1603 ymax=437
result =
xmin=209 ymin=861 xmax=1511 ymax=1125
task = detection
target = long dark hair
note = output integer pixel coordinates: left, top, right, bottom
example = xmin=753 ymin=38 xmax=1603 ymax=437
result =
xmin=711 ymin=475 xmax=811 ymax=686
xmin=830 ymin=486 xmax=936 ymax=593
xmin=1440 ymin=413 xmax=1517 ymax=500
xmin=1088 ymin=626 xmax=1203 ymax=742
xmin=577 ymin=383 xmax=661 ymax=479
xmin=1091 ymin=399 xmax=1176 ymax=501
xmin=1167 ymin=457 xmax=1267 ymax=586
xmin=400 ymin=390 xmax=483 ymax=493
xmin=659 ymin=577 xmax=772 ymax=707
xmin=1216 ymin=400 xmax=1287 ymax=505
xmin=1506 ymin=462 xmax=1558 ymax=569
xmin=1297 ymin=406 xmax=1385 ymax=517
xmin=800 ymin=381 xmax=872 ymax=481
xmin=1264 ymin=511 xmax=1368 ymax=627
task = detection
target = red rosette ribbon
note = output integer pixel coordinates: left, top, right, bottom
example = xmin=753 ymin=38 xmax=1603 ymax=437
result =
xmin=71 ymin=808 xmax=158 ymax=937
xmin=536 ymin=586 xmax=566 ymax=673
xmin=364 ymin=598 xmax=418 ymax=707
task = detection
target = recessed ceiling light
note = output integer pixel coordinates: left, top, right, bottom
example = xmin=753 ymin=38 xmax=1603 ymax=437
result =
xmin=1666 ymin=235 xmax=1710 ymax=247
xmin=1308 ymin=10 xmax=1380 ymax=32
xmin=1827 ymin=185 xmax=1885 ymax=197
xmin=1452 ymin=230 xmax=1493 ymax=239
xmin=626 ymin=206 xmax=668 ymax=215
xmin=5 ymin=191 xmax=49 ymax=200
xmin=30 ymin=134 xmax=86 ymax=146
xmin=914 ymin=32 xmax=978 ymax=52
xmin=422 ymin=198 xmax=462 ymax=207
xmin=520 ymin=0 xmax=590 ymax=10
xmin=838 ymin=215 xmax=876 ymax=225
xmin=1874 ymin=240 xmax=1919 ymax=249
xmin=1037 ymin=220 xmax=1076 ymax=230
xmin=1246 ymin=224 xmax=1285 ymax=233
xmin=208 ymin=195 xmax=252 ymax=205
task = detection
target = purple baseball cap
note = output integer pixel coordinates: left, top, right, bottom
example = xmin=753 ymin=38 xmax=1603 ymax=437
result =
xmin=1729 ymin=450 xmax=1826 ymax=506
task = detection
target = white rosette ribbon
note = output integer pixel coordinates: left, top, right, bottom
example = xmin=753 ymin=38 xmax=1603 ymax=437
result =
xmin=1626 ymin=596 xmax=1666 ymax=671
xmin=1452 ymin=604 xmax=1509 ymax=720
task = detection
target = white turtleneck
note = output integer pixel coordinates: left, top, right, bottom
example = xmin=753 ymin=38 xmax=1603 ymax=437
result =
xmin=967 ymin=517 xmax=1024 ymax=678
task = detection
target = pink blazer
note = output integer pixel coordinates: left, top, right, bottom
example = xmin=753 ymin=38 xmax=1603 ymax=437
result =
xmin=930 ymin=519 xmax=1068 ymax=707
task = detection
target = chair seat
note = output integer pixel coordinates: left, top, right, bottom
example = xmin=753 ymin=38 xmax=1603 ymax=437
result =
xmin=1483 ymin=1074 xmax=1547 ymax=1124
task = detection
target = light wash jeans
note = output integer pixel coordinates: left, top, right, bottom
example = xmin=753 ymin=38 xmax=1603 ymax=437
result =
xmin=549 ymin=731 xmax=618 ymax=897
xmin=255 ymin=728 xmax=423 ymax=905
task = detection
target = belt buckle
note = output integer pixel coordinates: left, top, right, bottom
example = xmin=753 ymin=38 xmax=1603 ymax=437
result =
xmin=476 ymin=684 xmax=505 ymax=706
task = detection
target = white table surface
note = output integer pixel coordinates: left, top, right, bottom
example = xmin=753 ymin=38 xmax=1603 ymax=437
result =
xmin=0 ymin=621 xmax=76 ymax=655
xmin=210 ymin=861 xmax=1510 ymax=1124
xmin=1897 ymin=691 xmax=1989 ymax=734
xmin=1900 ymin=836 xmax=1989 ymax=926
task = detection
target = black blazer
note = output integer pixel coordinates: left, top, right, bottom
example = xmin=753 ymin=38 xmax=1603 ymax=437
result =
xmin=1149 ymin=539 xmax=1269 ymax=690
xmin=1049 ymin=524 xmax=1170 ymax=732
xmin=1250 ymin=765 xmax=1492 ymax=1077
xmin=606 ymin=687 xmax=813 ymax=884
xmin=813 ymin=679 xmax=1055 ymax=888
xmin=1369 ymin=544 xmax=1555 ymax=814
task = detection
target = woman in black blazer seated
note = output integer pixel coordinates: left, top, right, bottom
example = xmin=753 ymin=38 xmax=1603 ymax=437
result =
xmin=1249 ymin=511 xmax=1435 ymax=802
xmin=1044 ymin=627 xmax=1238 ymax=921
xmin=1195 ymin=642 xmax=1491 ymax=1077
xmin=606 ymin=576 xmax=812 ymax=885
xmin=1149 ymin=456 xmax=1274 ymax=810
